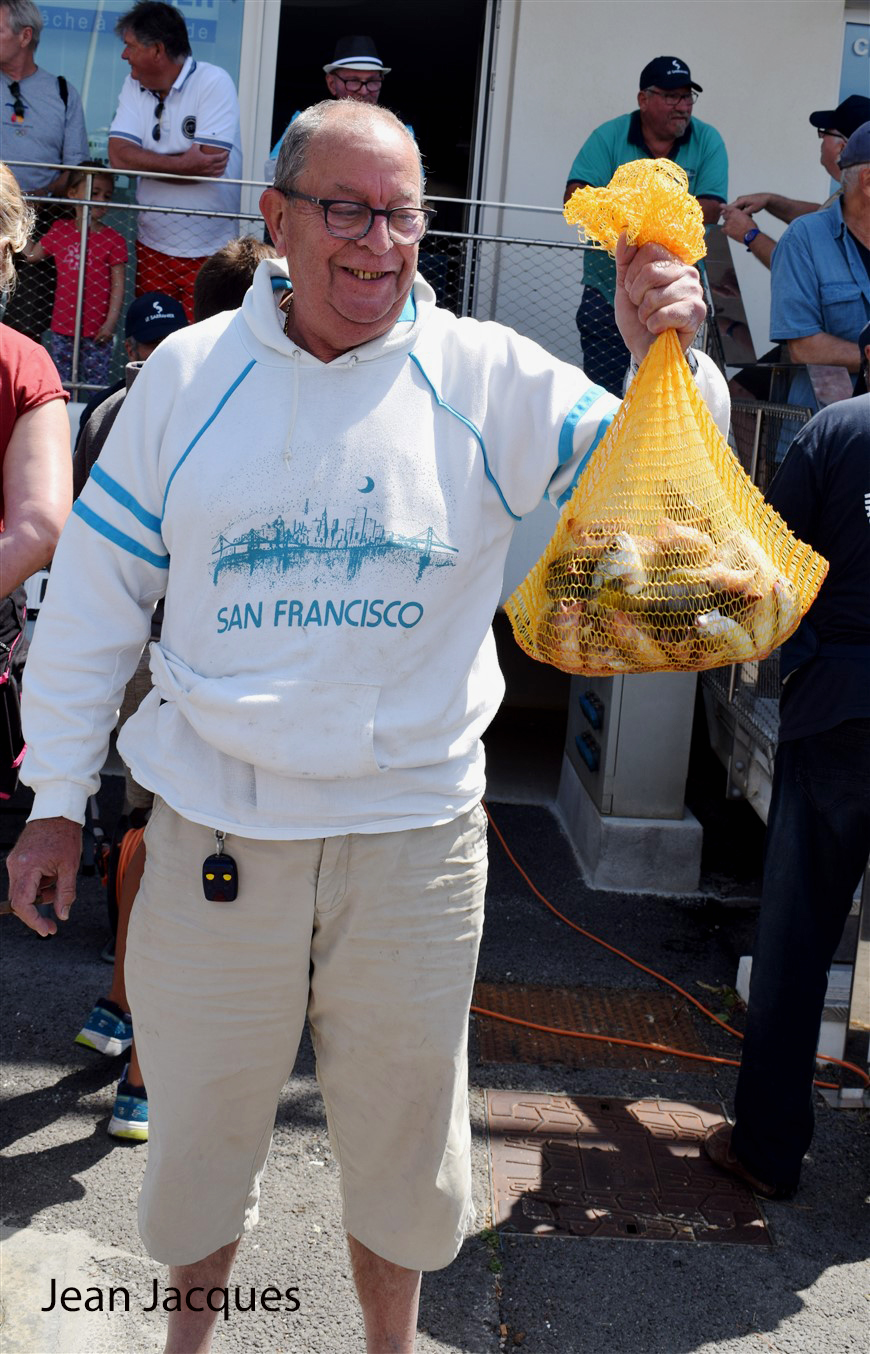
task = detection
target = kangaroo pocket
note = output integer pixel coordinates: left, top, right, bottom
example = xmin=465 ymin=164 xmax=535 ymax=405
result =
xmin=149 ymin=644 xmax=383 ymax=780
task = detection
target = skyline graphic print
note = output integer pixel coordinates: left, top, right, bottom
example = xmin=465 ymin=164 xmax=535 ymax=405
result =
xmin=212 ymin=495 xmax=458 ymax=587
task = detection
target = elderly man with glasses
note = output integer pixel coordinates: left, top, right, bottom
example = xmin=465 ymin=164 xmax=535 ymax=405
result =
xmin=8 ymin=99 xmax=730 ymax=1354
xmin=564 ymin=55 xmax=728 ymax=396
xmin=107 ymin=0 xmax=242 ymax=321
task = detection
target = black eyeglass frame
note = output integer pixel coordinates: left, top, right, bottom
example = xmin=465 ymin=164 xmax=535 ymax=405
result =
xmin=643 ymin=86 xmax=699 ymax=106
xmin=281 ymin=189 xmax=436 ymax=244
xmin=8 ymin=80 xmax=25 ymax=119
xmin=152 ymin=96 xmax=166 ymax=142
xmin=332 ymin=73 xmax=385 ymax=93
xmin=816 ymin=127 xmax=845 ymax=140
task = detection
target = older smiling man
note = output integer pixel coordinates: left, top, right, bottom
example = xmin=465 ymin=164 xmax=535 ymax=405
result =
xmin=8 ymin=100 xmax=729 ymax=1354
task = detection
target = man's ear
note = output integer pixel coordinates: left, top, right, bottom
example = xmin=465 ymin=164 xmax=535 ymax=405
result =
xmin=260 ymin=188 xmax=289 ymax=254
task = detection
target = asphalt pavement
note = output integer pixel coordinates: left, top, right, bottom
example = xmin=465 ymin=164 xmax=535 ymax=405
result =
xmin=1 ymin=739 xmax=868 ymax=1354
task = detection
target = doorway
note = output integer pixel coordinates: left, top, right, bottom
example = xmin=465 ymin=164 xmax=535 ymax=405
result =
xmin=270 ymin=0 xmax=493 ymax=231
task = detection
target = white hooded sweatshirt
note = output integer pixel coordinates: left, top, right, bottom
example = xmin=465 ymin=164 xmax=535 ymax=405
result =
xmin=22 ymin=260 xmax=729 ymax=838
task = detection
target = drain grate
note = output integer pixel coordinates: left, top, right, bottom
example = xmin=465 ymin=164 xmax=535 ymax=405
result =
xmin=473 ymin=982 xmax=715 ymax=1072
xmin=486 ymin=1092 xmax=770 ymax=1246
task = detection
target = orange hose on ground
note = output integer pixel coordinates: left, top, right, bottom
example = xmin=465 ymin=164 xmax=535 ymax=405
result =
xmin=480 ymin=804 xmax=869 ymax=1091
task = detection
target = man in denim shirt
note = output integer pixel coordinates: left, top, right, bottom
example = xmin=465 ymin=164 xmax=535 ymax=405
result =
xmin=770 ymin=122 xmax=870 ymax=414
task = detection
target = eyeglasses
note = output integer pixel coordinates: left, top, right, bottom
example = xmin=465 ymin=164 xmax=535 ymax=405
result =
xmin=817 ymin=127 xmax=844 ymax=141
xmin=333 ymin=73 xmax=384 ymax=93
xmin=8 ymin=80 xmax=25 ymax=121
xmin=282 ymin=190 xmax=435 ymax=244
xmin=645 ymin=87 xmax=699 ymax=106
xmin=152 ymin=96 xmax=165 ymax=142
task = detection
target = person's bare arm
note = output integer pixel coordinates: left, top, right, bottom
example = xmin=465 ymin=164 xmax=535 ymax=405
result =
xmin=5 ymin=817 xmax=82 ymax=936
xmin=718 ymin=204 xmax=776 ymax=269
xmin=697 ymin=196 xmax=724 ymax=226
xmin=108 ymin=137 xmax=228 ymax=180
xmin=0 ymin=399 xmax=72 ymax=595
xmin=731 ymin=192 xmax=820 ymax=224
xmin=788 ymin=333 xmax=862 ymax=372
xmin=563 ymin=178 xmax=586 ymax=205
xmin=94 ymin=261 xmax=126 ymax=342
xmin=20 ymin=239 xmax=47 ymax=263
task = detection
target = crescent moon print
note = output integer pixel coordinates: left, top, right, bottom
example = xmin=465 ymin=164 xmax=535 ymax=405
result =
xmin=359 ymin=477 xmax=375 ymax=493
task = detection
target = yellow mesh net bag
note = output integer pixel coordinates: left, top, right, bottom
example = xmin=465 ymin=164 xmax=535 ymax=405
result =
xmin=505 ymin=159 xmax=828 ymax=676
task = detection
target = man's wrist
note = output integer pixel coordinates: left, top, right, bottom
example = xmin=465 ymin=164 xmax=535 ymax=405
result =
xmin=627 ymin=347 xmax=698 ymax=381
xmin=743 ymin=227 xmax=761 ymax=251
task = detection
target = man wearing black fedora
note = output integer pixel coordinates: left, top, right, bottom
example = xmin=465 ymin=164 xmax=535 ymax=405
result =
xmin=323 ymin=34 xmax=390 ymax=106
xmin=265 ymin=35 xmax=391 ymax=181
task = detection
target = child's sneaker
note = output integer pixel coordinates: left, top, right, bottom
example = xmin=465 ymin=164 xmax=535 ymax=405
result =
xmin=108 ymin=1065 xmax=148 ymax=1142
xmin=75 ymin=999 xmax=133 ymax=1057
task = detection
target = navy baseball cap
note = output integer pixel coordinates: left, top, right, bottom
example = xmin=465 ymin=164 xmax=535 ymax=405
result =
xmin=809 ymin=95 xmax=870 ymax=140
xmin=839 ymin=121 xmax=870 ymax=170
xmin=639 ymin=56 xmax=702 ymax=93
xmin=125 ymin=292 xmax=188 ymax=343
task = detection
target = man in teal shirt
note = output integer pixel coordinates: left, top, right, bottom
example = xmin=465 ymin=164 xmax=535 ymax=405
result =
xmin=564 ymin=56 xmax=728 ymax=393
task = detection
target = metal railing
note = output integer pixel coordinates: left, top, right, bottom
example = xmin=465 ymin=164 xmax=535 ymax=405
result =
xmin=2 ymin=158 xmax=729 ymax=401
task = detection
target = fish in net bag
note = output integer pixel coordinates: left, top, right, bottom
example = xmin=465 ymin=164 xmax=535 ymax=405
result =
xmin=505 ymin=159 xmax=828 ymax=675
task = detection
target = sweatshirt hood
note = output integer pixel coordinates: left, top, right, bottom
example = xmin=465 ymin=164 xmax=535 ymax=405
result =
xmin=239 ymin=256 xmax=437 ymax=367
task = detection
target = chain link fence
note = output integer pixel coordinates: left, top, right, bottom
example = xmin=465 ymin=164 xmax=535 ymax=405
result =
xmin=2 ymin=160 xmax=728 ymax=401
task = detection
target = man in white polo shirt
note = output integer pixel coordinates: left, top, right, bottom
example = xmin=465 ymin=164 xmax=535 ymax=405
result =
xmin=108 ymin=0 xmax=241 ymax=321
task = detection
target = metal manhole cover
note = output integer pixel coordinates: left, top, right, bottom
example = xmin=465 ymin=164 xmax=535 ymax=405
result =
xmin=473 ymin=982 xmax=715 ymax=1072
xmin=486 ymin=1092 xmax=770 ymax=1245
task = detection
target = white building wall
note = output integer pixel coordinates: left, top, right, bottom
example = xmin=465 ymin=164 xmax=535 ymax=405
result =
xmin=481 ymin=0 xmax=846 ymax=354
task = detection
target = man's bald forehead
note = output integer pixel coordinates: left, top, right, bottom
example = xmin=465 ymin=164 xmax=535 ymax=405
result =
xmin=273 ymin=98 xmax=424 ymax=196
xmin=303 ymin=101 xmax=423 ymax=189
xmin=309 ymin=100 xmax=407 ymax=153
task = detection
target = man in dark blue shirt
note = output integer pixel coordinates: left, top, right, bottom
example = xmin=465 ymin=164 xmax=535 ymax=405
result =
xmin=706 ymin=375 xmax=870 ymax=1198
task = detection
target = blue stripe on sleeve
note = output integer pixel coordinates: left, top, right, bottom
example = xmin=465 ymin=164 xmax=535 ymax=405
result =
xmin=73 ymin=501 xmax=170 ymax=569
xmin=555 ymin=407 xmax=615 ymax=508
xmin=90 ymin=464 xmax=163 ymax=535
xmin=408 ymin=353 xmax=520 ymax=521
xmin=162 ymin=361 xmax=257 ymax=517
xmin=555 ymin=385 xmax=609 ymax=470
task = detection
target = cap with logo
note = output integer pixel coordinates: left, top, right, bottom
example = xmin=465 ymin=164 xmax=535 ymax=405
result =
xmin=323 ymin=35 xmax=390 ymax=75
xmin=639 ymin=56 xmax=702 ymax=93
xmin=839 ymin=120 xmax=870 ymax=170
xmin=125 ymin=292 xmax=188 ymax=343
xmin=808 ymin=94 xmax=870 ymax=141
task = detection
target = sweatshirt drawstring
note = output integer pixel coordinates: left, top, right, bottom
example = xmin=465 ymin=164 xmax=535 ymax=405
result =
xmin=282 ymin=350 xmax=300 ymax=467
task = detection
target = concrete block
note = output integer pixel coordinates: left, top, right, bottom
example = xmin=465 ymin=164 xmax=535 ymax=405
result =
xmin=555 ymin=752 xmax=703 ymax=895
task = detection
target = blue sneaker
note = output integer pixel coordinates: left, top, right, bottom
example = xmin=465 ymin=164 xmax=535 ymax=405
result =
xmin=108 ymin=1065 xmax=148 ymax=1142
xmin=75 ymin=1001 xmax=133 ymax=1057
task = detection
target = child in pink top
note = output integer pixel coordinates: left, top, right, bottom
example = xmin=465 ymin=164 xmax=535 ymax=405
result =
xmin=25 ymin=162 xmax=128 ymax=390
